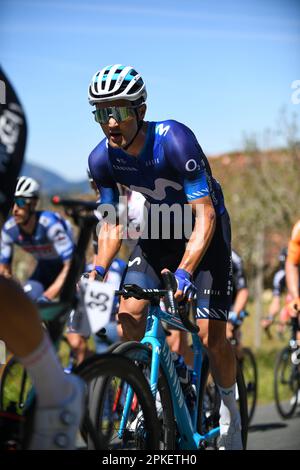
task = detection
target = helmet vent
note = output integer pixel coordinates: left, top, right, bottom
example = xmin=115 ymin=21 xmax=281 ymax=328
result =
xmin=109 ymin=79 xmax=116 ymax=91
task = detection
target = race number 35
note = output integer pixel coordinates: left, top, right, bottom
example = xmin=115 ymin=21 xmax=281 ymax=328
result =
xmin=81 ymin=280 xmax=115 ymax=334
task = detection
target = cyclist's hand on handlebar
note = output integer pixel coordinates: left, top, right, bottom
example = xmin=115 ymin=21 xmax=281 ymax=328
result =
xmin=228 ymin=310 xmax=242 ymax=326
xmin=80 ymin=270 xmax=104 ymax=282
xmin=173 ymin=268 xmax=197 ymax=301
xmin=288 ymin=297 xmax=300 ymax=317
xmin=36 ymin=295 xmax=51 ymax=303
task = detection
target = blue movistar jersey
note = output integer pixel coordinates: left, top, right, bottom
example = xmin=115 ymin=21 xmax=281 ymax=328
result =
xmin=88 ymin=120 xmax=225 ymax=215
xmin=0 ymin=210 xmax=74 ymax=264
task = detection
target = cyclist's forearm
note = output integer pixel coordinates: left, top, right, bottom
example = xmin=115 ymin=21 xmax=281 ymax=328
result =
xmin=232 ymin=288 xmax=249 ymax=315
xmin=178 ymin=201 xmax=216 ymax=274
xmin=95 ymin=222 xmax=123 ymax=271
xmin=43 ymin=260 xmax=71 ymax=300
xmin=268 ymin=296 xmax=281 ymax=317
xmin=286 ymin=261 xmax=300 ymax=299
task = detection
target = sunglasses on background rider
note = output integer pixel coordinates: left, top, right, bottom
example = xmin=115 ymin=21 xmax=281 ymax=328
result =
xmin=92 ymin=105 xmax=140 ymax=124
xmin=14 ymin=197 xmax=31 ymax=208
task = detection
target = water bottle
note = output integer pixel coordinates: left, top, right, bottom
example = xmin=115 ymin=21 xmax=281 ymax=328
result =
xmin=171 ymin=353 xmax=196 ymax=412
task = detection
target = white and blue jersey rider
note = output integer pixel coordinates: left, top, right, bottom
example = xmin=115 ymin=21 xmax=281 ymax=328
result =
xmin=0 ymin=176 xmax=74 ymax=301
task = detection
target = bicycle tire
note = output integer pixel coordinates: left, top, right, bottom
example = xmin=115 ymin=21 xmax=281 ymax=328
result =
xmin=274 ymin=346 xmax=300 ymax=419
xmin=197 ymin=353 xmax=248 ymax=450
xmin=240 ymin=347 xmax=257 ymax=424
xmin=74 ymin=352 xmax=159 ymax=450
xmin=110 ymin=341 xmax=177 ymax=449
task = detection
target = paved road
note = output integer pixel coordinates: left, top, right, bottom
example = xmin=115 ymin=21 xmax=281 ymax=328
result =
xmin=247 ymin=403 xmax=300 ymax=450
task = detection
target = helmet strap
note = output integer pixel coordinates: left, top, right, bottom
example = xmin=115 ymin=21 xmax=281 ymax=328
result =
xmin=123 ymin=109 xmax=143 ymax=151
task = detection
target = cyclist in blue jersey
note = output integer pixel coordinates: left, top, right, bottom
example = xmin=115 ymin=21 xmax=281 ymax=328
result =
xmin=87 ymin=64 xmax=242 ymax=450
xmin=0 ymin=176 xmax=74 ymax=302
xmin=0 ymin=67 xmax=84 ymax=450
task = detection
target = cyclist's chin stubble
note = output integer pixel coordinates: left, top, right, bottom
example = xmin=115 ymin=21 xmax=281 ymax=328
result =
xmin=104 ymin=121 xmax=137 ymax=149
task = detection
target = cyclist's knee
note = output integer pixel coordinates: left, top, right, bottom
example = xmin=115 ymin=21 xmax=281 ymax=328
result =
xmin=118 ymin=297 xmax=148 ymax=320
xmin=66 ymin=333 xmax=86 ymax=351
xmin=117 ymin=312 xmax=146 ymax=341
xmin=167 ymin=330 xmax=187 ymax=356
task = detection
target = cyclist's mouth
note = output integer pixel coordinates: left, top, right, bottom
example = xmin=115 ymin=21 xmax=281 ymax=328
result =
xmin=109 ymin=132 xmax=122 ymax=144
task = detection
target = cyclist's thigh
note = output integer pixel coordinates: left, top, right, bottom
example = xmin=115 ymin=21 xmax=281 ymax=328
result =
xmin=124 ymin=237 xmax=186 ymax=288
xmin=194 ymin=210 xmax=232 ymax=324
xmin=121 ymin=242 xmax=160 ymax=318
xmin=67 ymin=308 xmax=91 ymax=337
xmin=123 ymin=243 xmax=161 ymax=289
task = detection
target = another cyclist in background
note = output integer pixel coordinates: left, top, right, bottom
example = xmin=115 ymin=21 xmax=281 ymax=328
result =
xmin=261 ymin=248 xmax=289 ymax=338
xmin=87 ymin=64 xmax=242 ymax=450
xmin=285 ymin=221 xmax=300 ymax=342
xmin=0 ymin=176 xmax=74 ymax=302
xmin=90 ymin=173 xmax=144 ymax=352
xmin=67 ymin=173 xmax=131 ymax=359
xmin=0 ymin=66 xmax=84 ymax=450
xmin=226 ymin=250 xmax=249 ymax=354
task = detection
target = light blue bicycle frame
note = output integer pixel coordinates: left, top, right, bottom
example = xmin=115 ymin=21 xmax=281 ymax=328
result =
xmin=119 ymin=303 xmax=220 ymax=449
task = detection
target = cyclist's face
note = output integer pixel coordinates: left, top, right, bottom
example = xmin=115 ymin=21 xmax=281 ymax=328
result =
xmin=13 ymin=199 xmax=36 ymax=224
xmin=95 ymin=99 xmax=146 ymax=149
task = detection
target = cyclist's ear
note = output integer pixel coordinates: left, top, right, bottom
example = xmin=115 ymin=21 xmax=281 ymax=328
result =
xmin=138 ymin=104 xmax=147 ymax=120
xmin=30 ymin=198 xmax=38 ymax=210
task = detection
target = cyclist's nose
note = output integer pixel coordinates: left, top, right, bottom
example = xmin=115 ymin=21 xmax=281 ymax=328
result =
xmin=108 ymin=116 xmax=119 ymax=127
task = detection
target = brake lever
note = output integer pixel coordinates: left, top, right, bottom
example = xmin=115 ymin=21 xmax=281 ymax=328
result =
xmin=162 ymin=271 xmax=199 ymax=334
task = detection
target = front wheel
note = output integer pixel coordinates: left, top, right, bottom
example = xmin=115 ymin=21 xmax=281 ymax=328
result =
xmin=108 ymin=341 xmax=177 ymax=449
xmin=75 ymin=353 xmax=159 ymax=450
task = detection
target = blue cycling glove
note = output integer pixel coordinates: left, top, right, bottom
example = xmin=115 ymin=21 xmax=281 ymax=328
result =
xmin=228 ymin=311 xmax=242 ymax=326
xmin=36 ymin=295 xmax=51 ymax=304
xmin=174 ymin=269 xmax=197 ymax=300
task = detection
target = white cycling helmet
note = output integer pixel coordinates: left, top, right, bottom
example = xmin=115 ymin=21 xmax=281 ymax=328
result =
xmin=14 ymin=176 xmax=40 ymax=198
xmin=88 ymin=64 xmax=147 ymax=106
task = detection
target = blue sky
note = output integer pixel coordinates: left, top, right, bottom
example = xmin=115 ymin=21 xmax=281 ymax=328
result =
xmin=1 ymin=0 xmax=300 ymax=181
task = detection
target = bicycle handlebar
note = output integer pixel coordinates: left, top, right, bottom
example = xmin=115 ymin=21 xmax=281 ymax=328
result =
xmin=115 ymin=272 xmax=199 ymax=334
xmin=51 ymin=195 xmax=99 ymax=212
xmin=162 ymin=271 xmax=199 ymax=334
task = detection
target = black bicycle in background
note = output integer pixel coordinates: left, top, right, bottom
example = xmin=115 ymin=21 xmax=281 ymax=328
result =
xmin=229 ymin=311 xmax=258 ymax=425
xmin=0 ymin=197 xmax=159 ymax=450
xmin=274 ymin=315 xmax=300 ymax=419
